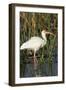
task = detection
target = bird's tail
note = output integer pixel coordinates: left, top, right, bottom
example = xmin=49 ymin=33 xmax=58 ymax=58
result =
xmin=20 ymin=43 xmax=28 ymax=50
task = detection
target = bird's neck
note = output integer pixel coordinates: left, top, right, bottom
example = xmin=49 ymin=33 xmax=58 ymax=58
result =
xmin=41 ymin=32 xmax=47 ymax=46
xmin=41 ymin=32 xmax=47 ymax=41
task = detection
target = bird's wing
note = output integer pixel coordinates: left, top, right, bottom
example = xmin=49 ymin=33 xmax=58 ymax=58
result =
xmin=20 ymin=36 xmax=44 ymax=51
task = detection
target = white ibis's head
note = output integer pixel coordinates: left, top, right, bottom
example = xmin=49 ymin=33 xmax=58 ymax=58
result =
xmin=41 ymin=30 xmax=55 ymax=36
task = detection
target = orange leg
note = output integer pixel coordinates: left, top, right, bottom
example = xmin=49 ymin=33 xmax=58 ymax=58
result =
xmin=33 ymin=51 xmax=38 ymax=70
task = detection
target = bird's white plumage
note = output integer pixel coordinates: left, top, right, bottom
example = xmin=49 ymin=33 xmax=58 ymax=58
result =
xmin=20 ymin=36 xmax=46 ymax=52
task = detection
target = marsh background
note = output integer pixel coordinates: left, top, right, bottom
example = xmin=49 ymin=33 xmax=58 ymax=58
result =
xmin=20 ymin=12 xmax=58 ymax=77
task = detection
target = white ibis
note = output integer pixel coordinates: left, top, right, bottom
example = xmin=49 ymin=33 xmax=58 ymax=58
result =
xmin=20 ymin=30 xmax=54 ymax=70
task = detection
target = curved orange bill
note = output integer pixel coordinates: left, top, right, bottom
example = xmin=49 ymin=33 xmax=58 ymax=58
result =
xmin=46 ymin=31 xmax=55 ymax=36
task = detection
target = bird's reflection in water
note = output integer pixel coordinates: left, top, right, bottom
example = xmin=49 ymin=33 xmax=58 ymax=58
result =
xmin=20 ymin=54 xmax=58 ymax=77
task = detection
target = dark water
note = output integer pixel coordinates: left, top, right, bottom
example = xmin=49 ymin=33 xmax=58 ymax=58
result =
xmin=20 ymin=57 xmax=58 ymax=77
